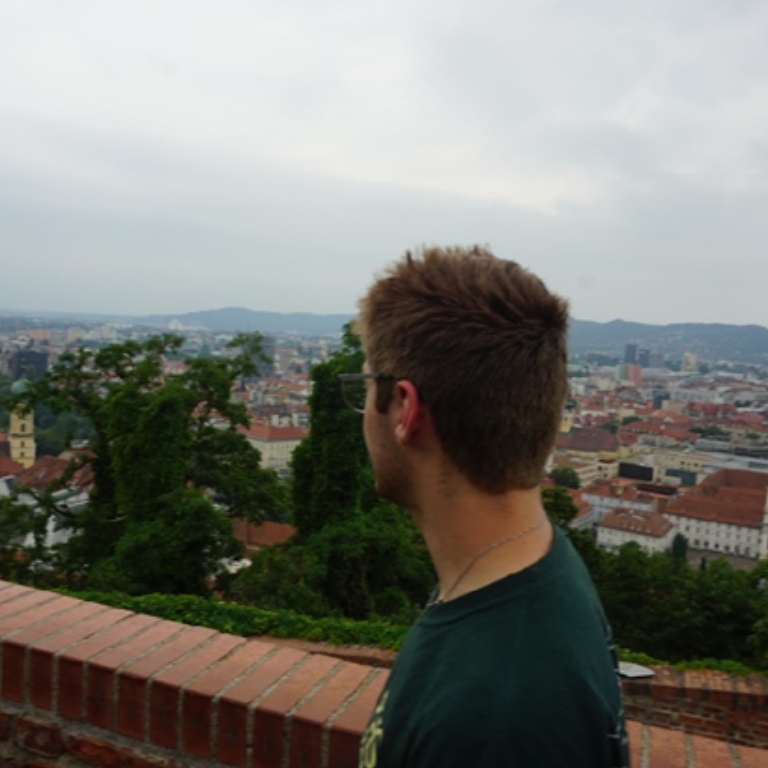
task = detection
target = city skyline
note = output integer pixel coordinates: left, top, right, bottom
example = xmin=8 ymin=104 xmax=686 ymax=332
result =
xmin=2 ymin=1 xmax=767 ymax=326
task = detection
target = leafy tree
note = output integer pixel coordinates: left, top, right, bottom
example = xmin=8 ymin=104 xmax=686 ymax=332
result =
xmin=290 ymin=326 xmax=367 ymax=538
xmin=670 ymin=533 xmax=688 ymax=562
xmin=0 ymin=496 xmax=35 ymax=582
xmin=621 ymin=415 xmax=641 ymax=426
xmin=0 ymin=374 xmax=11 ymax=430
xmin=234 ymin=324 xmax=434 ymax=620
xmin=549 ymin=466 xmax=580 ymax=489
xmin=590 ymin=542 xmax=768 ymax=668
xmin=34 ymin=410 xmax=93 ymax=457
xmin=1 ymin=333 xmax=281 ymax=595
xmin=690 ymin=425 xmax=730 ymax=438
xmin=541 ymin=486 xmax=579 ymax=527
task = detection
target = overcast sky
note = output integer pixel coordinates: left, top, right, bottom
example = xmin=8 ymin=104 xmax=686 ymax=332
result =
xmin=1 ymin=1 xmax=767 ymax=326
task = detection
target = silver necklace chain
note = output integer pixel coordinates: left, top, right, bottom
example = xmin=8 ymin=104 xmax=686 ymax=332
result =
xmin=430 ymin=517 xmax=547 ymax=607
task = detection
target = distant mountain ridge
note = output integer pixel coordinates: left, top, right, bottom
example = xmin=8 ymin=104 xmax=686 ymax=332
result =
xmin=143 ymin=307 xmax=353 ymax=335
xmin=568 ymin=319 xmax=768 ymax=362
xmin=2 ymin=307 xmax=767 ymax=362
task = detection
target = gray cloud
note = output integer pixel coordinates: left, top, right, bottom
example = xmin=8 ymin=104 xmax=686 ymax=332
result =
xmin=1 ymin=0 xmax=767 ymax=326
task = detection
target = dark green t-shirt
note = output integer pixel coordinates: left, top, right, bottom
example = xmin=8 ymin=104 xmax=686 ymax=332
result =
xmin=359 ymin=526 xmax=629 ymax=767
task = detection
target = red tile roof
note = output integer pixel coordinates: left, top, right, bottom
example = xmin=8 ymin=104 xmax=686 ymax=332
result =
xmin=238 ymin=423 xmax=308 ymax=442
xmin=0 ymin=455 xmax=24 ymax=476
xmin=702 ymin=468 xmax=768 ymax=491
xmin=665 ymin=494 xmax=764 ymax=528
xmin=600 ymin=509 xmax=673 ymax=538
xmin=17 ymin=456 xmax=70 ymax=488
xmin=664 ymin=469 xmax=768 ymax=528
xmin=558 ymin=427 xmax=620 ymax=453
xmin=231 ymin=520 xmax=297 ymax=555
xmin=16 ymin=454 xmax=93 ymax=490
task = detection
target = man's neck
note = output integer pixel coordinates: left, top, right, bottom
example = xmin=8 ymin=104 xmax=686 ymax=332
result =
xmin=413 ymin=484 xmax=553 ymax=604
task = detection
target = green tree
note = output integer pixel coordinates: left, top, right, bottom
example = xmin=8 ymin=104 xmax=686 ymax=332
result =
xmin=541 ymin=486 xmax=579 ymax=527
xmin=0 ymin=374 xmax=11 ymax=430
xmin=2 ymin=333 xmax=281 ymax=595
xmin=670 ymin=533 xmax=688 ymax=562
xmin=290 ymin=324 xmax=367 ymax=538
xmin=690 ymin=425 xmax=730 ymax=438
xmin=549 ymin=466 xmax=580 ymax=489
xmin=234 ymin=324 xmax=434 ymax=620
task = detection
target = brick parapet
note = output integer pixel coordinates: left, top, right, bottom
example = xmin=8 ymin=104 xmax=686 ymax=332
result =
xmin=0 ymin=579 xmax=767 ymax=767
xmin=622 ymin=665 xmax=768 ymax=749
xmin=0 ymin=580 xmax=384 ymax=767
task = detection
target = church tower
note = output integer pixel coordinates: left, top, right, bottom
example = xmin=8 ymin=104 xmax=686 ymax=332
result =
xmin=759 ymin=486 xmax=768 ymax=560
xmin=8 ymin=380 xmax=36 ymax=469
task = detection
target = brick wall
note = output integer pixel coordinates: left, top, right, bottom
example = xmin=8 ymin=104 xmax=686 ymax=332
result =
xmin=0 ymin=581 xmax=385 ymax=767
xmin=0 ymin=579 xmax=767 ymax=768
xmin=622 ymin=666 xmax=768 ymax=749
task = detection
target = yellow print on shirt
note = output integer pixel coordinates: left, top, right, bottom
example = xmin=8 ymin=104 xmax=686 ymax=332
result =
xmin=359 ymin=691 xmax=389 ymax=768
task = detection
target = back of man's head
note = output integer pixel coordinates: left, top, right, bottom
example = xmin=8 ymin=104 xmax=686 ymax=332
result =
xmin=357 ymin=246 xmax=569 ymax=493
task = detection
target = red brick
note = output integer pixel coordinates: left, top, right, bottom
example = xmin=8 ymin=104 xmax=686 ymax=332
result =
xmin=708 ymin=672 xmax=736 ymax=708
xmin=0 ymin=581 xmax=27 ymax=598
xmin=116 ymin=625 xmax=216 ymax=741
xmin=149 ymin=633 xmax=244 ymax=750
xmin=217 ymin=647 xmax=307 ymax=768
xmin=327 ymin=671 xmax=387 ymax=768
xmin=252 ymin=654 xmax=339 ymax=768
xmin=683 ymin=669 xmax=708 ymax=701
xmin=90 ymin=617 xmax=184 ymax=670
xmin=0 ymin=712 xmax=13 ymax=740
xmin=85 ymin=616 xmax=157 ymax=728
xmin=2 ymin=596 xmax=86 ymax=646
xmin=733 ymin=675 xmax=759 ymax=710
xmin=86 ymin=617 xmax=180 ymax=731
xmin=0 ymin=586 xmax=54 ymax=621
xmin=28 ymin=605 xmax=119 ymax=711
xmin=65 ymin=734 xmax=183 ymax=768
xmin=289 ymin=662 xmax=371 ymax=768
xmin=57 ymin=613 xmax=153 ymax=720
xmin=651 ymin=667 xmax=682 ymax=697
xmin=0 ymin=593 xmax=72 ymax=637
xmin=626 ymin=720 xmax=642 ymax=768
xmin=689 ymin=731 xmax=735 ymax=767
xmin=646 ymin=725 xmax=687 ymax=768
xmin=737 ymin=743 xmax=768 ymax=768
xmin=13 ymin=716 xmax=63 ymax=758
xmin=181 ymin=640 xmax=274 ymax=759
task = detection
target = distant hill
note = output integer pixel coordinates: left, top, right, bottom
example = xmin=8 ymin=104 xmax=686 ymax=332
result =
xmin=569 ymin=319 xmax=768 ymax=362
xmin=142 ymin=307 xmax=353 ymax=335
xmin=2 ymin=307 xmax=767 ymax=362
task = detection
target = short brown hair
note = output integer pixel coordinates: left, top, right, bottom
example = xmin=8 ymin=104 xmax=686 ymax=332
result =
xmin=357 ymin=246 xmax=569 ymax=493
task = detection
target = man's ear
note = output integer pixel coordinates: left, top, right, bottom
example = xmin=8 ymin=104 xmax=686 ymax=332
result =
xmin=393 ymin=380 xmax=423 ymax=444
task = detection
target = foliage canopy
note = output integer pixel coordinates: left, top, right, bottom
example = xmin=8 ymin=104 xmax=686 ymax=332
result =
xmin=1 ymin=333 xmax=282 ymax=595
xmin=233 ymin=324 xmax=434 ymax=621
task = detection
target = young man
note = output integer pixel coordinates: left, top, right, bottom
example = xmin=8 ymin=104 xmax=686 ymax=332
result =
xmin=342 ymin=247 xmax=629 ymax=768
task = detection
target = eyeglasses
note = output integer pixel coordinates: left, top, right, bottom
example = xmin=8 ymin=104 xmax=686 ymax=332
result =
xmin=338 ymin=372 xmax=394 ymax=414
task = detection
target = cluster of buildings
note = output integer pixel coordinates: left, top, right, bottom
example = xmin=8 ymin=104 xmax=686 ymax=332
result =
xmin=0 ymin=321 xmax=327 ymax=555
xmin=3 ymin=320 xmax=768 ymax=567
xmin=0 ymin=321 xmax=330 ymax=475
xmin=555 ymin=346 xmax=768 ymax=565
